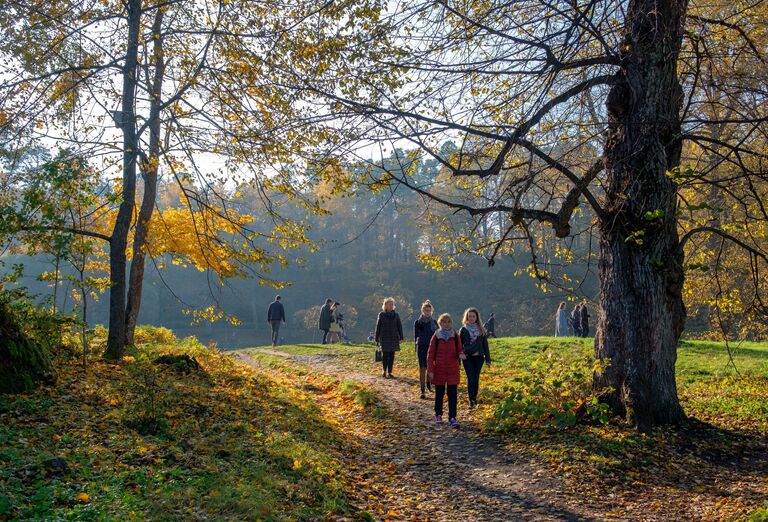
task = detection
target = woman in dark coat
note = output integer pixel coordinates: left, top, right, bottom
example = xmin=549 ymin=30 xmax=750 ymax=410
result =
xmin=375 ymin=297 xmax=404 ymax=378
xmin=414 ymin=299 xmax=438 ymax=398
xmin=458 ymin=307 xmax=491 ymax=408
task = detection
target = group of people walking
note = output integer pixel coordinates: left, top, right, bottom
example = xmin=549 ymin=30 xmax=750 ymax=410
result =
xmin=555 ymin=300 xmax=591 ymax=337
xmin=375 ymin=298 xmax=492 ymax=429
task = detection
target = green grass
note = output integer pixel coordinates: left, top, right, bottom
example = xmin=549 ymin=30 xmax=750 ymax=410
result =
xmin=252 ymin=336 xmax=768 ymax=430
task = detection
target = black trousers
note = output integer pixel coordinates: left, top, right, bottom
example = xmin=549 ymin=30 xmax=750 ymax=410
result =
xmin=462 ymin=356 xmax=484 ymax=402
xmin=434 ymin=384 xmax=457 ymax=419
xmin=321 ymin=329 xmax=330 ymax=344
xmin=382 ymin=351 xmax=395 ymax=374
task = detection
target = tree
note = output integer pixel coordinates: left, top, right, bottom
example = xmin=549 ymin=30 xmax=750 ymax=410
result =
xmin=301 ymin=0 xmax=767 ymax=430
xmin=1 ymin=0 xmax=388 ymax=358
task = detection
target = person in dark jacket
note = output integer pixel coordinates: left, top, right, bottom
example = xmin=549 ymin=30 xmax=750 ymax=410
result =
xmin=458 ymin=307 xmax=491 ymax=408
xmin=375 ymin=297 xmax=404 ymax=378
xmin=580 ymin=300 xmax=591 ymax=338
xmin=483 ymin=313 xmax=496 ymax=338
xmin=318 ymin=298 xmax=333 ymax=344
xmin=267 ymin=295 xmax=286 ymax=347
xmin=414 ymin=299 xmax=438 ymax=398
xmin=428 ymin=313 xmax=466 ymax=428
xmin=570 ymin=303 xmax=582 ymax=337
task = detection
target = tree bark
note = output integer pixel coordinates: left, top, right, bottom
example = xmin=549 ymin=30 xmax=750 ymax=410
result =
xmin=125 ymin=6 xmax=165 ymax=348
xmin=104 ymin=0 xmax=141 ymax=360
xmin=594 ymin=0 xmax=689 ymax=431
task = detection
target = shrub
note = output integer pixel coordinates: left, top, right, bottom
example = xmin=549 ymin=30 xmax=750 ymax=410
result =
xmin=133 ymin=325 xmax=178 ymax=346
xmin=494 ymin=350 xmax=612 ymax=430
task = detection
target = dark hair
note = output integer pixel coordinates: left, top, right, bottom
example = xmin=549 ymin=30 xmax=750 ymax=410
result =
xmin=275 ymin=295 xmax=281 ymax=300
xmin=326 ymin=298 xmax=333 ymax=304
xmin=334 ymin=301 xmax=341 ymax=306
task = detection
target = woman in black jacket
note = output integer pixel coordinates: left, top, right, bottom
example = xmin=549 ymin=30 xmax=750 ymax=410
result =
xmin=459 ymin=307 xmax=491 ymax=408
xmin=414 ymin=299 xmax=438 ymax=398
xmin=375 ymin=297 xmax=404 ymax=378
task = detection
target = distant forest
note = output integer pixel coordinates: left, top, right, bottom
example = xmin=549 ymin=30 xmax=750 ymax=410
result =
xmin=6 ymin=147 xmax=605 ymax=347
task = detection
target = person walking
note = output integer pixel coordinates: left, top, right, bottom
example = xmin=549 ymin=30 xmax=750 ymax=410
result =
xmin=428 ymin=313 xmax=466 ymax=428
xmin=555 ymin=302 xmax=569 ymax=337
xmin=570 ymin=303 xmax=582 ymax=337
xmin=375 ymin=297 xmax=404 ymax=378
xmin=267 ymin=295 xmax=286 ymax=347
xmin=318 ymin=298 xmax=333 ymax=344
xmin=414 ymin=300 xmax=438 ymax=399
xmin=580 ymin=300 xmax=591 ymax=338
xmin=484 ymin=312 xmax=496 ymax=338
xmin=459 ymin=308 xmax=491 ymax=409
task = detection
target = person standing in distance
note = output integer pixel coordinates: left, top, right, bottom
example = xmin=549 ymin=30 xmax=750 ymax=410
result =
xmin=267 ymin=295 xmax=286 ymax=347
xmin=570 ymin=303 xmax=582 ymax=337
xmin=375 ymin=297 xmax=404 ymax=378
xmin=580 ymin=299 xmax=591 ymax=338
xmin=484 ymin=313 xmax=496 ymax=338
xmin=319 ymin=298 xmax=333 ymax=344
xmin=555 ymin=302 xmax=569 ymax=337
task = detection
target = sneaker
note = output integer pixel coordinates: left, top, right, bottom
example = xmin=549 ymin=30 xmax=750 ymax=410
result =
xmin=382 ymin=372 xmax=387 ymax=378
xmin=468 ymin=402 xmax=475 ymax=410
xmin=420 ymin=391 xmax=426 ymax=400
xmin=449 ymin=418 xmax=460 ymax=428
xmin=388 ymin=373 xmax=394 ymax=379
xmin=426 ymin=384 xmax=433 ymax=392
xmin=435 ymin=415 xmax=443 ymax=424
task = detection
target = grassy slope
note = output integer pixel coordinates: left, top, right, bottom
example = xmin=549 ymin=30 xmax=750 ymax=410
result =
xmin=0 ymin=338 xmax=371 ymax=521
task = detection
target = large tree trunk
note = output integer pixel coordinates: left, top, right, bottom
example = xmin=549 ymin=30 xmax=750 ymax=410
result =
xmin=594 ymin=0 xmax=689 ymax=431
xmin=104 ymin=0 xmax=142 ymax=360
xmin=125 ymin=7 xmax=165 ymax=348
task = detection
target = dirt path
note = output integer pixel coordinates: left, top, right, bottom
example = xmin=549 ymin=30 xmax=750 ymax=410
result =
xmin=235 ymin=350 xmax=608 ymax=521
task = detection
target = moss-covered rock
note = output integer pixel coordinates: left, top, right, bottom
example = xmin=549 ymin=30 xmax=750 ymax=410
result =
xmin=0 ymin=300 xmax=56 ymax=394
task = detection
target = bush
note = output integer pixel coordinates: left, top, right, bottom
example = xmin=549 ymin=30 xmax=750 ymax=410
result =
xmin=494 ymin=350 xmax=612 ymax=430
xmin=133 ymin=325 xmax=178 ymax=346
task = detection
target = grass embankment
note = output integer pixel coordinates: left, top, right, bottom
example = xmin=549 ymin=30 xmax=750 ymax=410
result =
xmin=254 ymin=337 xmax=768 ymax=519
xmin=0 ymin=329 xmax=376 ymax=521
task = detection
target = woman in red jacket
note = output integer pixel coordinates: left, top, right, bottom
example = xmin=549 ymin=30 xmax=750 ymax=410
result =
xmin=427 ymin=313 xmax=466 ymax=428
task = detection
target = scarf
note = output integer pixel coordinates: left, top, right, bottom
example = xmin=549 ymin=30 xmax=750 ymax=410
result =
xmin=465 ymin=322 xmax=480 ymax=344
xmin=419 ymin=315 xmax=437 ymax=331
xmin=437 ymin=327 xmax=454 ymax=341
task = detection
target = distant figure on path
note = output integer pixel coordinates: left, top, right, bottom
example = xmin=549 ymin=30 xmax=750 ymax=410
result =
xmin=555 ymin=302 xmax=569 ymax=337
xmin=428 ymin=313 xmax=465 ymax=428
xmin=375 ymin=297 xmax=404 ymax=378
xmin=459 ymin=308 xmax=491 ymax=409
xmin=570 ymin=303 xmax=582 ymax=337
xmin=484 ymin=313 xmax=496 ymax=338
xmin=267 ymin=295 xmax=286 ymax=347
xmin=319 ymin=298 xmax=333 ymax=344
xmin=580 ymin=300 xmax=591 ymax=338
xmin=328 ymin=302 xmax=343 ymax=343
xmin=414 ymin=300 xmax=438 ymax=399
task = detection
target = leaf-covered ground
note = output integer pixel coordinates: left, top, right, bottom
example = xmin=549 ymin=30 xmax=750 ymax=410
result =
xmin=2 ymin=334 xmax=766 ymax=520
xmin=0 ymin=336 xmax=374 ymax=521
xmin=238 ymin=337 xmax=768 ymax=521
